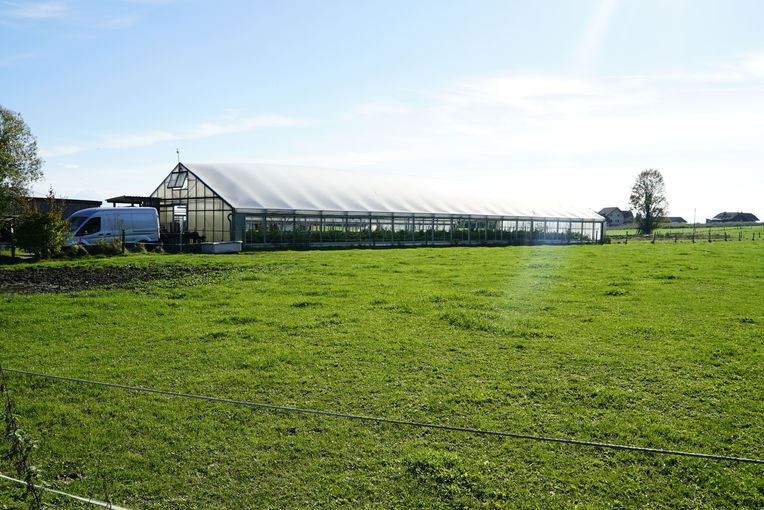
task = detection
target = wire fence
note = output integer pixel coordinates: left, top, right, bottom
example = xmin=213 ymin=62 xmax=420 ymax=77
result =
xmin=0 ymin=473 xmax=130 ymax=510
xmin=2 ymin=368 xmax=762 ymax=465
xmin=607 ymin=224 xmax=764 ymax=244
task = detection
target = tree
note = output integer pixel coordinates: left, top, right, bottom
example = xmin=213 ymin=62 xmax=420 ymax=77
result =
xmin=15 ymin=188 xmax=70 ymax=258
xmin=0 ymin=106 xmax=43 ymax=216
xmin=629 ymin=169 xmax=668 ymax=235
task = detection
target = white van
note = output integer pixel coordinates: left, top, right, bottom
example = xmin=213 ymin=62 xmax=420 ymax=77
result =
xmin=65 ymin=207 xmax=160 ymax=247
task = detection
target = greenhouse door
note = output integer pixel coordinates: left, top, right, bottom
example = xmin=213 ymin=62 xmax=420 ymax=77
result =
xmin=172 ymin=205 xmax=187 ymax=233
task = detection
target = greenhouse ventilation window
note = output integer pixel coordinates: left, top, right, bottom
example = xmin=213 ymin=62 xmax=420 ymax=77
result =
xmin=167 ymin=171 xmax=187 ymax=189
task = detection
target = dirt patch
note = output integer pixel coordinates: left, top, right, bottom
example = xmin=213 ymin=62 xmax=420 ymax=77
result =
xmin=0 ymin=265 xmax=225 ymax=294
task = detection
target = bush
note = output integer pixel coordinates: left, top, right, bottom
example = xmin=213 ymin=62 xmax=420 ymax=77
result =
xmin=87 ymin=238 xmax=123 ymax=256
xmin=64 ymin=242 xmax=89 ymax=258
xmin=14 ymin=189 xmax=69 ymax=258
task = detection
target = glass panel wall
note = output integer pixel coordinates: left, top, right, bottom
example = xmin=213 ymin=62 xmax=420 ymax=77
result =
xmin=238 ymin=212 xmax=603 ymax=247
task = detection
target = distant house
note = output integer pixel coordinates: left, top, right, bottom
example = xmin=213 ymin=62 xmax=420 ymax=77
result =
xmin=706 ymin=212 xmax=759 ymax=223
xmin=665 ymin=217 xmax=687 ymax=224
xmin=597 ymin=207 xmax=630 ymax=226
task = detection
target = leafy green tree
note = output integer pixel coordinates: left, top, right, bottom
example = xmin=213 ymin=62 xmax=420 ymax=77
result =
xmin=629 ymin=169 xmax=668 ymax=235
xmin=15 ymin=189 xmax=70 ymax=258
xmin=0 ymin=106 xmax=43 ymax=216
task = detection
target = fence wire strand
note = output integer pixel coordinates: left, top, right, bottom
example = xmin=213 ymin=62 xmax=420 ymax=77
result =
xmin=0 ymin=472 xmax=131 ymax=510
xmin=2 ymin=368 xmax=762 ymax=465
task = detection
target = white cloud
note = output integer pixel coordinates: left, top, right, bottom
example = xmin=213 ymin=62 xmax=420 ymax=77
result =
xmin=97 ymin=16 xmax=139 ymax=30
xmin=433 ymin=74 xmax=647 ymax=116
xmin=0 ymin=51 xmax=40 ymax=66
xmin=63 ymin=163 xmax=78 ymax=169
xmin=36 ymin=162 xmax=171 ymax=200
xmin=330 ymin=57 xmax=764 ymax=163
xmin=188 ymin=115 xmax=307 ymax=139
xmin=40 ymin=145 xmax=81 ymax=157
xmin=259 ymin=52 xmax=764 ymax=221
xmin=4 ymin=2 xmax=67 ymax=19
xmin=47 ymin=114 xmax=309 ymax=153
xmin=122 ymin=0 xmax=177 ymax=4
xmin=732 ymin=49 xmax=764 ymax=77
xmin=342 ymin=101 xmax=412 ymax=119
xmin=37 ymin=52 xmax=764 ymax=222
xmin=100 ymin=130 xmax=176 ymax=150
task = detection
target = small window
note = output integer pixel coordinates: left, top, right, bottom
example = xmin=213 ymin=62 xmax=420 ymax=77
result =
xmin=68 ymin=215 xmax=88 ymax=232
xmin=167 ymin=171 xmax=187 ymax=189
xmin=79 ymin=217 xmax=101 ymax=236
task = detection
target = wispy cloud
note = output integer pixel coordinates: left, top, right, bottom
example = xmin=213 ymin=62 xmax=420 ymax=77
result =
xmin=1 ymin=1 xmax=164 ymax=34
xmin=264 ymin=51 xmax=764 ymax=219
xmin=40 ymin=145 xmax=81 ymax=158
xmin=100 ymin=130 xmax=176 ymax=150
xmin=341 ymin=101 xmax=412 ymax=119
xmin=0 ymin=51 xmax=40 ymax=66
xmin=42 ymin=114 xmax=308 ymax=155
xmin=122 ymin=0 xmax=177 ymax=4
xmin=187 ymin=115 xmax=306 ymax=139
xmin=730 ymin=49 xmax=764 ymax=77
xmin=100 ymin=114 xmax=307 ymax=149
xmin=4 ymin=2 xmax=67 ymax=19
xmin=97 ymin=15 xmax=139 ymax=30
xmin=331 ymin=52 xmax=764 ymax=164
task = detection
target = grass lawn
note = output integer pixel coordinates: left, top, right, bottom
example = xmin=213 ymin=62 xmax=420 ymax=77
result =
xmin=1 ymin=242 xmax=762 ymax=508
xmin=606 ymin=223 xmax=764 ymax=239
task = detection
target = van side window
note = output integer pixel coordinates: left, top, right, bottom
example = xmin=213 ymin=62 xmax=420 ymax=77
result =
xmin=79 ymin=217 xmax=101 ymax=235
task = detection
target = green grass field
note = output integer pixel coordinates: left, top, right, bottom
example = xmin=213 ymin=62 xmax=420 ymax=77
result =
xmin=606 ymin=223 xmax=764 ymax=239
xmin=1 ymin=243 xmax=762 ymax=508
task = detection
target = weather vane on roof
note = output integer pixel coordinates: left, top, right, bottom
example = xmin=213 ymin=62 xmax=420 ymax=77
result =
xmin=176 ymin=148 xmax=180 ymax=164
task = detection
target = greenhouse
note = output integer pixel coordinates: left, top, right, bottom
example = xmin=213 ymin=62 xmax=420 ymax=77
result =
xmin=141 ymin=163 xmax=605 ymax=248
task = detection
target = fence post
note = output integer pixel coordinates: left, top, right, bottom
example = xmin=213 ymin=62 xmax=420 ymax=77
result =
xmin=121 ymin=229 xmax=125 ymax=253
xmin=0 ymin=364 xmax=44 ymax=508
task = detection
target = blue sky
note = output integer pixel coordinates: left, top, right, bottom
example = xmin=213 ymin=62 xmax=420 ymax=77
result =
xmin=2 ymin=0 xmax=763 ymax=221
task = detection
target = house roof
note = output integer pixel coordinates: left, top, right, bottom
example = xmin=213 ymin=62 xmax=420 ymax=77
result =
xmin=712 ymin=211 xmax=759 ymax=221
xmin=597 ymin=207 xmax=622 ymax=216
xmin=176 ymin=163 xmax=604 ymax=220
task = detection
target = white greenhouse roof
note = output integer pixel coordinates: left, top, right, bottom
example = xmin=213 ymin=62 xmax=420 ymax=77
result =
xmin=176 ymin=163 xmax=603 ymax=221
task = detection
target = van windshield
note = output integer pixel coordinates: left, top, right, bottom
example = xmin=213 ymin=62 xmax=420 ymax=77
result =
xmin=68 ymin=215 xmax=88 ymax=232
